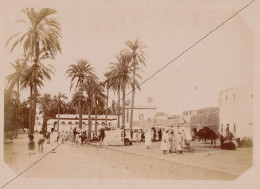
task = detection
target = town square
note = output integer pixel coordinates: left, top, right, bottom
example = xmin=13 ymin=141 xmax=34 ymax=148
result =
xmin=0 ymin=0 xmax=258 ymax=189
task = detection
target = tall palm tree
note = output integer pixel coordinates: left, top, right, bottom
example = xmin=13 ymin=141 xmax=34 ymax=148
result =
xmin=71 ymin=91 xmax=86 ymax=130
xmin=109 ymin=63 xmax=122 ymax=128
xmin=53 ymin=92 xmax=68 ymax=131
xmin=108 ymin=51 xmax=140 ymax=129
xmin=38 ymin=93 xmax=52 ymax=132
xmin=20 ymin=62 xmax=53 ymax=134
xmin=124 ymin=38 xmax=147 ymax=137
xmin=66 ymin=59 xmax=95 ymax=129
xmin=93 ymin=82 xmax=106 ymax=135
xmin=77 ymin=77 xmax=98 ymax=139
xmin=104 ymin=71 xmax=113 ymax=127
xmin=6 ymin=8 xmax=62 ymax=134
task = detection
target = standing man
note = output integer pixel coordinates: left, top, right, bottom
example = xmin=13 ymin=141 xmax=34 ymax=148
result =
xmin=99 ymin=128 xmax=105 ymax=146
xmin=145 ymin=129 xmax=152 ymax=149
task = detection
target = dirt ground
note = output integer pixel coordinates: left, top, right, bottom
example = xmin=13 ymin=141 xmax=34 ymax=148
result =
xmin=3 ymin=134 xmax=253 ymax=180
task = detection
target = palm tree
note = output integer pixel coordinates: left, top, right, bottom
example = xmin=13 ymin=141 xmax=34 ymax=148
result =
xmin=93 ymin=82 xmax=106 ymax=135
xmin=5 ymin=8 xmax=62 ymax=98
xmin=20 ymin=62 xmax=53 ymax=134
xmin=66 ymin=59 xmax=95 ymax=129
xmin=71 ymin=91 xmax=86 ymax=130
xmin=6 ymin=8 xmax=62 ymax=134
xmin=77 ymin=76 xmax=98 ymax=139
xmin=109 ymin=63 xmax=122 ymax=128
xmin=108 ymin=51 xmax=140 ymax=129
xmin=124 ymin=38 xmax=147 ymax=137
xmin=5 ymin=59 xmax=25 ymax=103
xmin=53 ymin=92 xmax=68 ymax=131
xmin=38 ymin=94 xmax=52 ymax=132
xmin=104 ymin=71 xmax=113 ymax=127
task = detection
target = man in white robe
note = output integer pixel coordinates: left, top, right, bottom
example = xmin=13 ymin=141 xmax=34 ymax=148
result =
xmin=145 ymin=130 xmax=152 ymax=149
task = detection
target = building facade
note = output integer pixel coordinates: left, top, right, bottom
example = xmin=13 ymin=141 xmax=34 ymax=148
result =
xmin=47 ymin=114 xmax=118 ymax=132
xmin=191 ymin=107 xmax=219 ymax=133
xmin=219 ymin=85 xmax=253 ymax=139
xmin=125 ymin=106 xmax=157 ymax=123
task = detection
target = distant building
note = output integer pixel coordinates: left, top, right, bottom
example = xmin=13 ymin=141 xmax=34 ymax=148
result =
xmin=191 ymin=107 xmax=219 ymax=133
xmin=125 ymin=106 xmax=157 ymax=123
xmin=219 ymin=85 xmax=253 ymax=139
xmin=47 ymin=114 xmax=118 ymax=132
xmin=181 ymin=110 xmax=198 ymax=125
xmin=155 ymin=112 xmax=168 ymax=120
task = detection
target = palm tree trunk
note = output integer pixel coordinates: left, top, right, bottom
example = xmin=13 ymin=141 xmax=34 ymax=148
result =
xmin=43 ymin=114 xmax=46 ymax=132
xmin=32 ymin=86 xmax=37 ymax=133
xmin=17 ymin=81 xmax=20 ymax=102
xmin=57 ymin=105 xmax=60 ymax=131
xmin=79 ymin=104 xmax=82 ymax=129
xmin=129 ymin=64 xmax=136 ymax=139
xmin=117 ymin=87 xmax=121 ymax=128
xmin=122 ymin=83 xmax=126 ymax=130
xmin=87 ymin=101 xmax=92 ymax=140
xmin=105 ymin=84 xmax=109 ymax=127
xmin=95 ymin=99 xmax=98 ymax=136
xmin=29 ymin=85 xmax=33 ymax=135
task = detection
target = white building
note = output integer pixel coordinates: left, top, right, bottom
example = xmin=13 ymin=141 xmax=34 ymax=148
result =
xmin=125 ymin=106 xmax=157 ymax=123
xmin=219 ymin=85 xmax=253 ymax=139
xmin=47 ymin=114 xmax=118 ymax=132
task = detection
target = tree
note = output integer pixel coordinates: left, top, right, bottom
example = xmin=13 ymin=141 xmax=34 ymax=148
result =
xmin=124 ymin=38 xmax=147 ymax=138
xmin=108 ymin=51 xmax=140 ymax=129
xmin=77 ymin=76 xmax=98 ymax=139
xmin=93 ymin=82 xmax=106 ymax=135
xmin=108 ymin=62 xmax=121 ymax=128
xmin=5 ymin=59 xmax=25 ymax=103
xmin=6 ymin=8 xmax=62 ymax=134
xmin=53 ymin=92 xmax=68 ymax=131
xmin=147 ymin=97 xmax=153 ymax=106
xmin=71 ymin=91 xmax=86 ymax=130
xmin=38 ymin=93 xmax=52 ymax=132
xmin=4 ymin=91 xmax=19 ymax=138
xmin=20 ymin=62 xmax=53 ymax=134
xmin=66 ymin=59 xmax=95 ymax=129
xmin=104 ymin=71 xmax=113 ymax=127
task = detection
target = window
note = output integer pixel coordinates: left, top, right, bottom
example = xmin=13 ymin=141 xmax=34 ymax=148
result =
xmin=233 ymin=94 xmax=236 ymax=103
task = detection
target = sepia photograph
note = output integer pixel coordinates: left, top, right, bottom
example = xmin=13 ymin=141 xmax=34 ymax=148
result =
xmin=0 ymin=0 xmax=259 ymax=188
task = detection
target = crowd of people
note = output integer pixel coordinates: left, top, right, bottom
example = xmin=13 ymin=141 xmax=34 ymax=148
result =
xmin=144 ymin=127 xmax=191 ymax=154
xmin=27 ymin=125 xmax=191 ymax=156
xmin=27 ymin=127 xmax=107 ymax=154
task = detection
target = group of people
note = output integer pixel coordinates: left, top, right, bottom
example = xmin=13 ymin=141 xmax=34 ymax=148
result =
xmin=144 ymin=127 xmax=189 ymax=154
xmin=160 ymin=129 xmax=187 ymax=154
xmin=27 ymin=127 xmax=108 ymax=154
xmin=125 ymin=129 xmax=143 ymax=142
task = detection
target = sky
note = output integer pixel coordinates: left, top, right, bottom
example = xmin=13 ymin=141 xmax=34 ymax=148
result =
xmin=0 ymin=0 xmax=255 ymax=115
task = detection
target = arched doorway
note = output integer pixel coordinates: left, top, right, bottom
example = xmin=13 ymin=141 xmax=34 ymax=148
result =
xmin=60 ymin=121 xmax=66 ymax=131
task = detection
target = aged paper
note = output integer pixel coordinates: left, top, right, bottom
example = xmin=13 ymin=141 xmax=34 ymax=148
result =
xmin=0 ymin=0 xmax=259 ymax=188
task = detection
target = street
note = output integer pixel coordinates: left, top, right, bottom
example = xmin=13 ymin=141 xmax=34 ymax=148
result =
xmin=4 ymin=134 xmax=252 ymax=180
